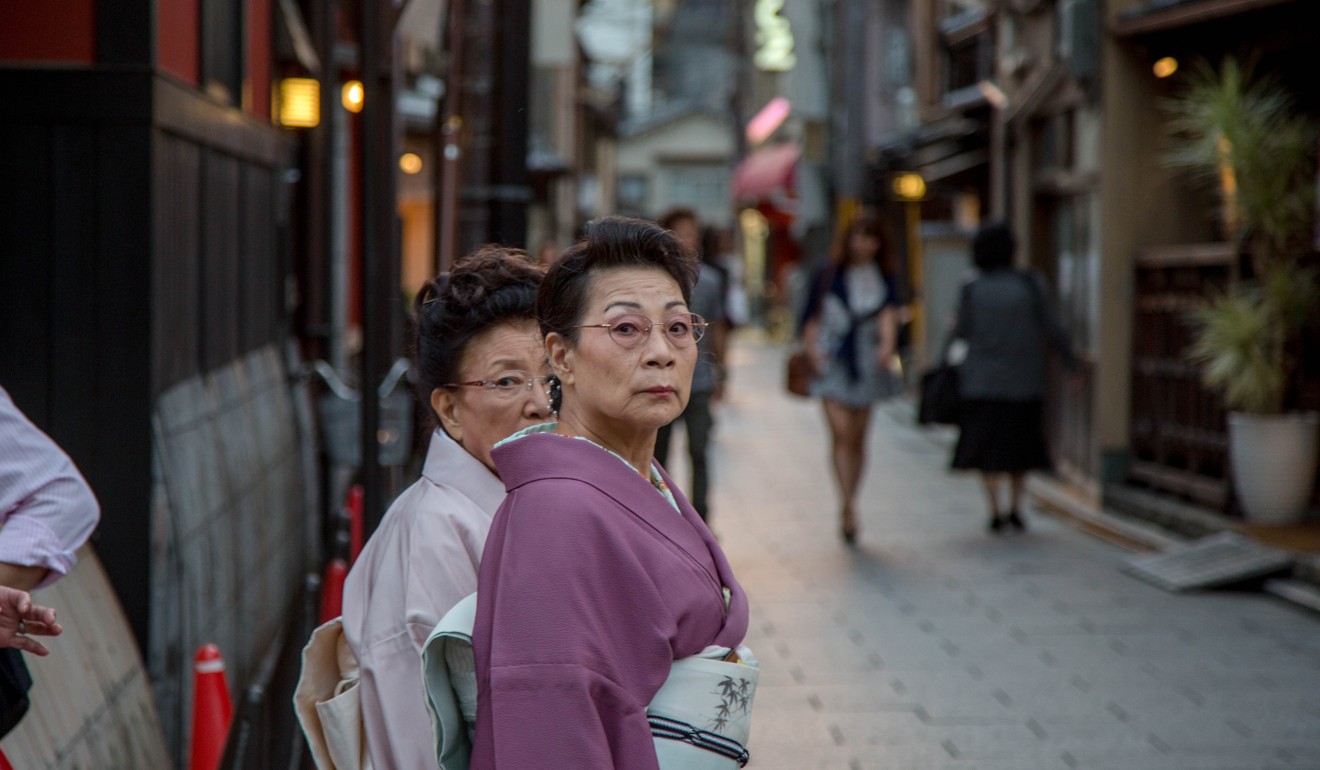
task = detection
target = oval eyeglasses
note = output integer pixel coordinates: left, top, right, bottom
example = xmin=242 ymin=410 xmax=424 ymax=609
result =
xmin=573 ymin=313 xmax=707 ymax=349
xmin=442 ymin=371 xmax=552 ymax=398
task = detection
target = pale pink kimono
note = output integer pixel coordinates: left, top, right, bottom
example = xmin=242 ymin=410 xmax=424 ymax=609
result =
xmin=341 ymin=429 xmax=504 ymax=770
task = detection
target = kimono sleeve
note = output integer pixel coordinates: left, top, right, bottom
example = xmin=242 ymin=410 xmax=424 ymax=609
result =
xmin=472 ymin=483 xmax=674 ymax=770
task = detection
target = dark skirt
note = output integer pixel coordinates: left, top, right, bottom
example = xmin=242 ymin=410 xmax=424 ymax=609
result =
xmin=951 ymin=399 xmax=1052 ymax=473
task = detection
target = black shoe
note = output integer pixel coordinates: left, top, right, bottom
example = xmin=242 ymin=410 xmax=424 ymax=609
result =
xmin=988 ymin=516 xmax=1004 ymax=534
xmin=841 ymin=523 xmax=858 ymax=545
xmin=1006 ymin=510 xmax=1026 ymax=531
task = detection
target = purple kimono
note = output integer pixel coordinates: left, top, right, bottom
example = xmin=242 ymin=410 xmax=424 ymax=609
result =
xmin=471 ymin=432 xmax=750 ymax=769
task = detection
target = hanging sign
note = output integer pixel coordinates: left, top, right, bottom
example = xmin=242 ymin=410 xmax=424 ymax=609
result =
xmin=755 ymin=0 xmax=796 ymax=72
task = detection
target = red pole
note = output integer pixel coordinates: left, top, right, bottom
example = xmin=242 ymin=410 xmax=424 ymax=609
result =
xmin=347 ymin=484 xmax=365 ymax=563
xmin=319 ymin=557 xmax=349 ymax=624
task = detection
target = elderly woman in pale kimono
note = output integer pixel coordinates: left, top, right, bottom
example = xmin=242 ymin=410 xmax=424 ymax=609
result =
xmin=470 ymin=217 xmax=752 ymax=769
xmin=339 ymin=247 xmax=550 ymax=769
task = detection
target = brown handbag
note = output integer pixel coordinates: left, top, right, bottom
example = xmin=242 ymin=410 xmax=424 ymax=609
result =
xmin=785 ymin=350 xmax=816 ymax=397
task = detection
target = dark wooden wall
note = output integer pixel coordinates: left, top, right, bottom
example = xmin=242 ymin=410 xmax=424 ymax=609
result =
xmin=0 ymin=67 xmax=289 ymax=651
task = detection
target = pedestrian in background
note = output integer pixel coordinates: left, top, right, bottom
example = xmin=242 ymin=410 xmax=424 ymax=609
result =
xmin=800 ymin=212 xmax=901 ymax=544
xmin=703 ymin=224 xmax=749 ymax=330
xmin=333 ymin=248 xmax=550 ymax=770
xmin=653 ymin=208 xmax=727 ymax=522
xmin=0 ymin=385 xmax=101 ymax=592
xmin=471 ymin=216 xmax=750 ymax=769
xmin=950 ymin=222 xmax=1078 ymax=533
xmin=0 ymin=384 xmax=99 ymax=736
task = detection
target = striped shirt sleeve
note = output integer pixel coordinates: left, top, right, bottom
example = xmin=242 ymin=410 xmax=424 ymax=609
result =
xmin=0 ymin=386 xmax=100 ymax=588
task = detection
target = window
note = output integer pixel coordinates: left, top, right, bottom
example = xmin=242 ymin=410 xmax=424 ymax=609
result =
xmin=661 ymin=164 xmax=729 ymax=218
xmin=202 ymin=0 xmax=244 ymax=104
xmin=617 ymin=174 xmax=649 ymax=214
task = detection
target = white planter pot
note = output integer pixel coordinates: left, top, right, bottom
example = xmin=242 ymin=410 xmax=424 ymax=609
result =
xmin=1228 ymin=412 xmax=1320 ymax=524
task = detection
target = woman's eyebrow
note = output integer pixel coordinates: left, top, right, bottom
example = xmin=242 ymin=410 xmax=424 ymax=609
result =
xmin=603 ymin=300 xmax=642 ymax=313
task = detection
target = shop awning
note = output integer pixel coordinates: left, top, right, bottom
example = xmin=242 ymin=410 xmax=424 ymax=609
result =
xmin=732 ymin=142 xmax=800 ymax=200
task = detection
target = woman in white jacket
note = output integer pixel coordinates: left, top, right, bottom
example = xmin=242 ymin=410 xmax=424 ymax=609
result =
xmin=340 ymin=246 xmax=551 ymax=770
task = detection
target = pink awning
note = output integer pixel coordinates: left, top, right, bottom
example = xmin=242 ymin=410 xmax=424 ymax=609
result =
xmin=732 ymin=142 xmax=800 ymax=200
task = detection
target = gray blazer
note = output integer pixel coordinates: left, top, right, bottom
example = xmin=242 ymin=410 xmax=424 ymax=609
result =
xmin=952 ymin=269 xmax=1077 ymax=401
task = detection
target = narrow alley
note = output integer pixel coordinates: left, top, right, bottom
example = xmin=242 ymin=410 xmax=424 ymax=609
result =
xmin=693 ymin=337 xmax=1320 ymax=770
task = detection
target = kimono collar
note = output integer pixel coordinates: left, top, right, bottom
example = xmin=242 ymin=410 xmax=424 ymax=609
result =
xmin=422 ymin=428 xmax=507 ymax=515
xmin=492 ymin=429 xmax=722 ymax=565
xmin=496 ymin=422 xmax=679 ymax=512
xmin=494 ymin=429 xmax=748 ymax=629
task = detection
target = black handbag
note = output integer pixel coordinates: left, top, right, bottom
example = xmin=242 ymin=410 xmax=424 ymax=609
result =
xmin=918 ymin=325 xmax=963 ymax=426
xmin=918 ymin=362 xmax=961 ymax=425
xmin=0 ymin=647 xmax=33 ymax=738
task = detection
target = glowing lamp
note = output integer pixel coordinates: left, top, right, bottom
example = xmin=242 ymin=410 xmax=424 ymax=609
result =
xmin=1153 ymin=57 xmax=1178 ymax=78
xmin=278 ymin=78 xmax=320 ymax=128
xmin=892 ymin=172 xmax=926 ymax=202
xmin=342 ymin=81 xmax=365 ymax=113
xmin=399 ymin=152 xmax=423 ymax=174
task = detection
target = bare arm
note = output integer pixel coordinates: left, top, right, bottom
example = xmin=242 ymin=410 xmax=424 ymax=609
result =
xmin=877 ymin=306 xmax=898 ymax=365
xmin=0 ymin=564 xmax=48 ymax=592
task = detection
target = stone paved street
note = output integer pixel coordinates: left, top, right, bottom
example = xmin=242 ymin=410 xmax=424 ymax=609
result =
xmin=675 ymin=337 xmax=1320 ymax=770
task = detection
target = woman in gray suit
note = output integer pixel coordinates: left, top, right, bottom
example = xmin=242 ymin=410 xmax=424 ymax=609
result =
xmin=951 ymin=223 xmax=1078 ymax=532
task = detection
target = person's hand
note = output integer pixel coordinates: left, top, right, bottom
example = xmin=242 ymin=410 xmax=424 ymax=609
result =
xmin=0 ymin=585 xmax=62 ymax=655
xmin=877 ymin=346 xmax=897 ymax=372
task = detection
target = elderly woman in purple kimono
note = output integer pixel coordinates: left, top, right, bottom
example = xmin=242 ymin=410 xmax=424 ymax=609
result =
xmin=471 ymin=217 xmax=751 ymax=768
xmin=339 ymin=247 xmax=550 ymax=770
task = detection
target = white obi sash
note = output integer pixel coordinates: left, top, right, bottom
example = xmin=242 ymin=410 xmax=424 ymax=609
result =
xmin=421 ymin=593 xmax=759 ymax=770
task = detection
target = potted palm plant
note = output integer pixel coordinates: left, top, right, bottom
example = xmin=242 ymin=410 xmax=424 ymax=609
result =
xmin=1164 ymin=57 xmax=1320 ymax=524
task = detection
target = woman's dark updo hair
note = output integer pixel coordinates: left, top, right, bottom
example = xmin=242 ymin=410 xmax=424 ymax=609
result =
xmin=536 ymin=216 xmax=699 ymax=344
xmin=413 ymin=245 xmax=546 ymax=416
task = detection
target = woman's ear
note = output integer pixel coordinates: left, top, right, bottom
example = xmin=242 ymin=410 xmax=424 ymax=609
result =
xmin=546 ymin=332 xmax=574 ymax=386
xmin=431 ymin=387 xmax=463 ymax=444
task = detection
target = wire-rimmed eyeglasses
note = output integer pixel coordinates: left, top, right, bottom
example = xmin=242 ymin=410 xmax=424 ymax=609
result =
xmin=442 ymin=371 xmax=552 ymax=398
xmin=573 ymin=313 xmax=708 ymax=349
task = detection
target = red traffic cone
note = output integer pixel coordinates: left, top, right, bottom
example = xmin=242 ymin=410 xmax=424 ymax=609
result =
xmin=346 ymin=484 xmax=365 ymax=564
xmin=319 ymin=557 xmax=349 ymax=624
xmin=189 ymin=644 xmax=233 ymax=770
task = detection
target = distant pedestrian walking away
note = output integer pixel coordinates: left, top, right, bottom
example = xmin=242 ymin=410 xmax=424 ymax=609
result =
xmin=471 ymin=216 xmax=752 ymax=769
xmin=800 ymin=213 xmax=901 ymax=544
xmin=950 ymin=223 xmax=1078 ymax=532
xmin=653 ymin=208 xmax=727 ymax=521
